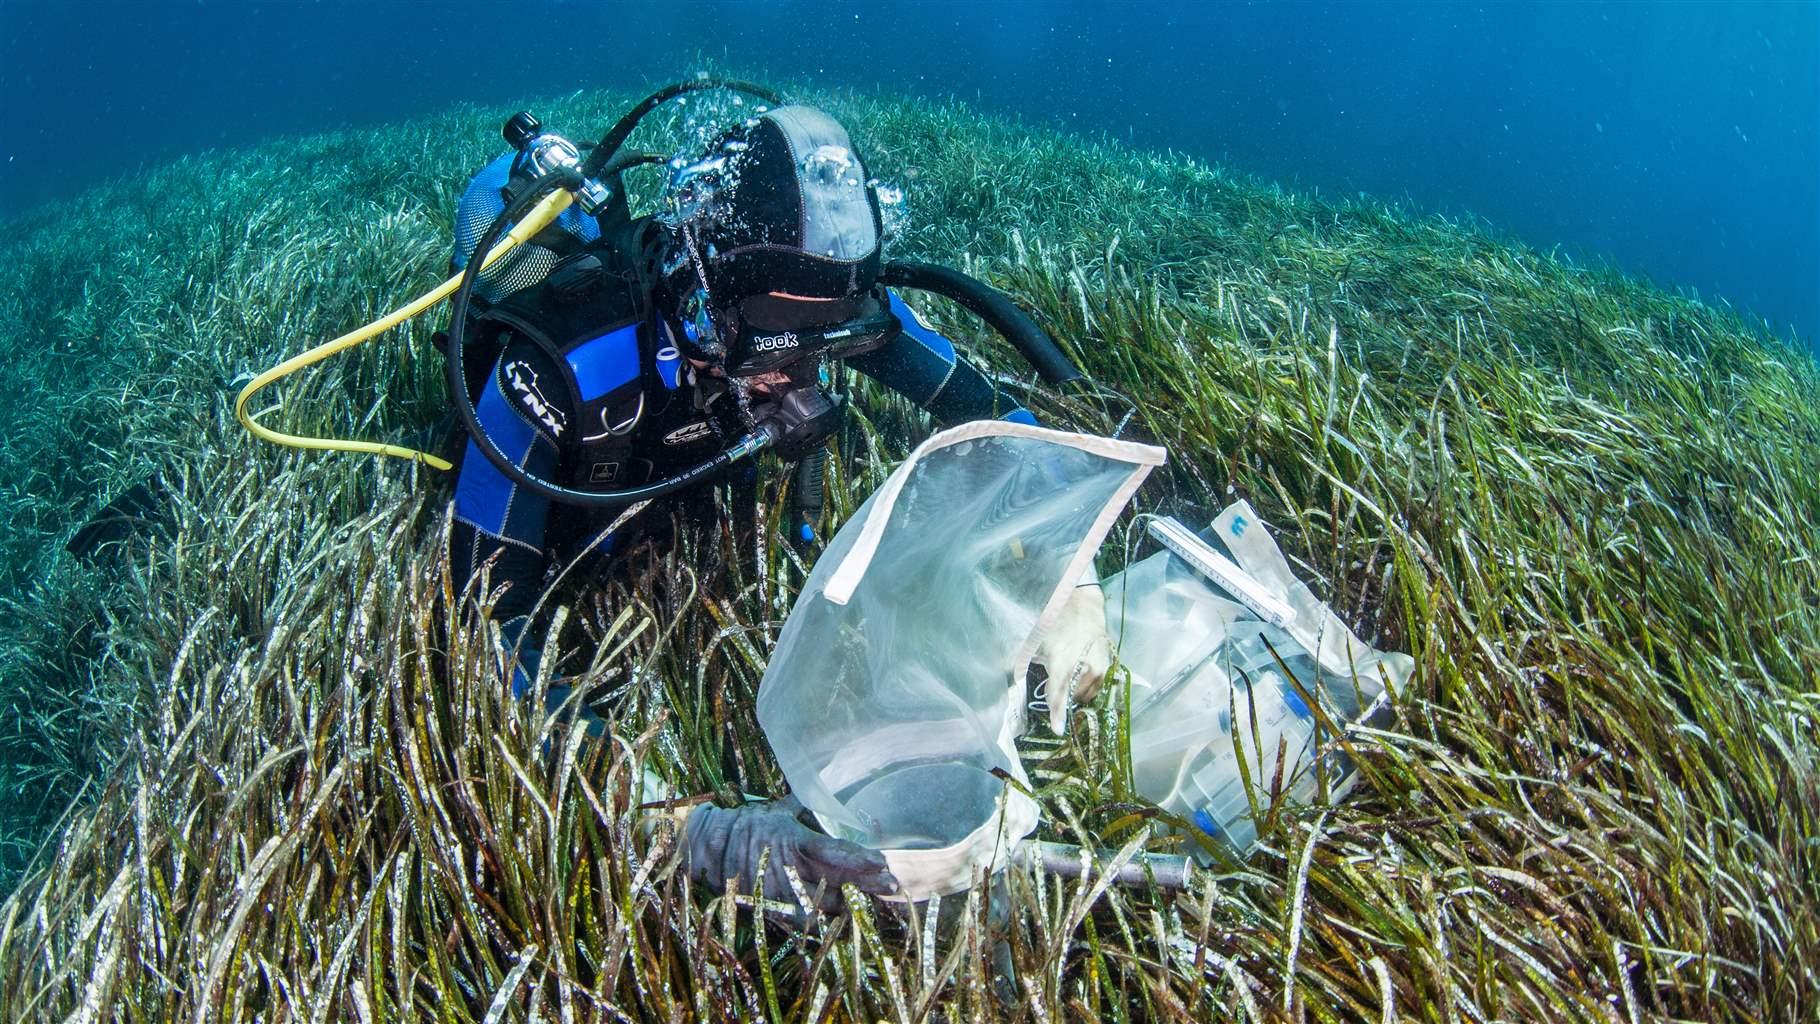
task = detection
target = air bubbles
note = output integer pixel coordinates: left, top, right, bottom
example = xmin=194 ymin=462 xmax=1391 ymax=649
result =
xmin=802 ymin=144 xmax=857 ymax=186
xmin=661 ymin=153 xmax=739 ymax=229
xmin=872 ymin=179 xmax=910 ymax=246
xmin=674 ymin=155 xmax=729 ymax=181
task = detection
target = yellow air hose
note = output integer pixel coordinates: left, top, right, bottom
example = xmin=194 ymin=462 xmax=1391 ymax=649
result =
xmin=234 ymin=188 xmax=577 ymax=471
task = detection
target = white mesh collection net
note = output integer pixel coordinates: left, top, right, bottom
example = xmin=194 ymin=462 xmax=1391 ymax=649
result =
xmin=757 ymin=422 xmax=1165 ymax=899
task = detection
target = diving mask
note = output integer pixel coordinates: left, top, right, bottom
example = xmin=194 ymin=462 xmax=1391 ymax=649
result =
xmin=722 ymin=288 xmax=901 ymax=378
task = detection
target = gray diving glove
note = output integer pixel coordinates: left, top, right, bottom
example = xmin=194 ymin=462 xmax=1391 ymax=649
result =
xmin=683 ymin=795 xmax=901 ymax=914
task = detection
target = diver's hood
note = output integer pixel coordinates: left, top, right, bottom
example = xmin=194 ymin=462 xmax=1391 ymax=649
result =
xmin=668 ymin=105 xmax=885 ymax=307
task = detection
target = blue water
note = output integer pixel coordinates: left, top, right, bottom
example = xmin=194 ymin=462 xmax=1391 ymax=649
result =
xmin=1 ymin=0 xmax=1815 ymax=340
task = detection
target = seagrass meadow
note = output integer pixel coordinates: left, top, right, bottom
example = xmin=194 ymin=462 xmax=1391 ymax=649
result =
xmin=0 ymin=81 xmax=1816 ymax=1023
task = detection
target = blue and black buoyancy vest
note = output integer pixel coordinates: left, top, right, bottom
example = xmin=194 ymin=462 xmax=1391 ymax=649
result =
xmin=464 ymin=217 xmax=744 ymax=492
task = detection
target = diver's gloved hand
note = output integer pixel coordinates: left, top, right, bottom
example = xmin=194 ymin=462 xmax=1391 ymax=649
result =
xmin=1031 ymin=573 xmax=1112 ymax=734
xmin=683 ymin=795 xmax=901 ymax=917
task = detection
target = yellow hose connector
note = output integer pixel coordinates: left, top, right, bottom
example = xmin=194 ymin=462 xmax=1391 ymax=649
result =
xmin=234 ymin=189 xmax=577 ymax=471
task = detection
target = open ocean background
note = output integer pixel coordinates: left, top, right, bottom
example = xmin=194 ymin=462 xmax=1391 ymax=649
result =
xmin=2 ymin=0 xmax=1815 ymax=343
xmin=2 ymin=0 xmax=1817 ymax=343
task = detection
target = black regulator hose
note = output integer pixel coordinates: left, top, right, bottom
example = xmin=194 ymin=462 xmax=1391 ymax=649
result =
xmin=879 ymin=260 xmax=1084 ymax=386
xmin=446 ymin=168 xmax=768 ymax=508
xmin=583 ymin=79 xmax=785 ymax=179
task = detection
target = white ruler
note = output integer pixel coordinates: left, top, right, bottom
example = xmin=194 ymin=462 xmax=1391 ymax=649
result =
xmin=1147 ymin=516 xmax=1298 ymax=629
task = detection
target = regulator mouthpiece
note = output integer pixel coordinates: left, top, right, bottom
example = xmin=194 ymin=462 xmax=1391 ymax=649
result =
xmin=758 ymin=386 xmax=844 ymax=461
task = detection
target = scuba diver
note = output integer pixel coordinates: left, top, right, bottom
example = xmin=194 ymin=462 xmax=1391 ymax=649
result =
xmin=445 ymin=88 xmax=1098 ymax=915
xmin=234 ymin=78 xmax=1109 ymax=922
xmin=448 ymin=104 xmax=1037 ymax=662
